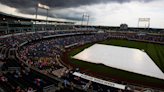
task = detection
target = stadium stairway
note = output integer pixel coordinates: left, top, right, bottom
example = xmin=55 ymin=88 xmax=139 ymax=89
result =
xmin=12 ymin=37 xmax=26 ymax=44
xmin=15 ymin=36 xmax=27 ymax=42
xmin=1 ymin=47 xmax=6 ymax=55
xmin=4 ymin=46 xmax=12 ymax=58
xmin=0 ymin=46 xmax=3 ymax=53
xmin=0 ymin=58 xmax=25 ymax=71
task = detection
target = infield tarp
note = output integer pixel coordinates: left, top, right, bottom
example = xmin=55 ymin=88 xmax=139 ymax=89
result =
xmin=73 ymin=44 xmax=164 ymax=80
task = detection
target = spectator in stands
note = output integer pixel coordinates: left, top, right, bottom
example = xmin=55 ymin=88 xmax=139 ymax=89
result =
xmin=89 ymin=84 xmax=93 ymax=90
xmin=97 ymin=85 xmax=103 ymax=92
xmin=77 ymin=77 xmax=81 ymax=82
xmin=27 ymin=87 xmax=33 ymax=92
xmin=22 ymin=70 xmax=28 ymax=75
xmin=0 ymin=55 xmax=4 ymax=60
xmin=11 ymin=86 xmax=16 ymax=92
xmin=26 ymin=60 xmax=28 ymax=64
xmin=37 ymin=82 xmax=41 ymax=88
xmin=44 ymin=70 xmax=48 ymax=75
xmin=24 ymin=87 xmax=27 ymax=92
xmin=0 ymin=76 xmax=5 ymax=81
xmin=21 ymin=89 xmax=25 ymax=92
xmin=18 ymin=71 xmax=22 ymax=77
xmin=41 ymin=80 xmax=47 ymax=87
xmin=33 ymin=80 xmax=37 ymax=84
xmin=70 ymin=82 xmax=74 ymax=90
xmin=64 ymin=79 xmax=67 ymax=87
xmin=14 ymin=74 xmax=19 ymax=78
xmin=76 ymin=67 xmax=79 ymax=71
xmin=4 ymin=78 xmax=8 ymax=82
xmin=61 ymin=72 xmax=64 ymax=78
xmin=16 ymin=86 xmax=21 ymax=92
xmin=70 ymin=86 xmax=74 ymax=91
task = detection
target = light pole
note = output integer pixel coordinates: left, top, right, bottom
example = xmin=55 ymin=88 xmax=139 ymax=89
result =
xmin=81 ymin=14 xmax=90 ymax=31
xmin=138 ymin=18 xmax=150 ymax=30
xmin=87 ymin=16 xmax=90 ymax=31
xmin=46 ymin=9 xmax=49 ymax=25
xmin=35 ymin=7 xmax=38 ymax=25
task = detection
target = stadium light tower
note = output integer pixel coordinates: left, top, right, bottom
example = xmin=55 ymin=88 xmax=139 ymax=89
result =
xmin=137 ymin=18 xmax=150 ymax=30
xmin=35 ymin=3 xmax=50 ymax=25
xmin=81 ymin=14 xmax=90 ymax=31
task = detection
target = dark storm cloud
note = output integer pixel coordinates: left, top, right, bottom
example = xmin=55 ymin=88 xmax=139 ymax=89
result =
xmin=16 ymin=8 xmax=55 ymax=18
xmin=0 ymin=0 xmax=153 ymax=9
xmin=15 ymin=7 xmax=88 ymax=21
xmin=0 ymin=0 xmax=155 ymax=21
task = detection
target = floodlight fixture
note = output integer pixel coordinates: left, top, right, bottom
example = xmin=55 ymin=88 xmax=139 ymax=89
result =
xmin=83 ymin=14 xmax=90 ymax=17
xmin=38 ymin=3 xmax=50 ymax=10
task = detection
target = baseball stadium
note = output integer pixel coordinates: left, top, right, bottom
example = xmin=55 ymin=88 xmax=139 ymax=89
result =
xmin=0 ymin=1 xmax=164 ymax=92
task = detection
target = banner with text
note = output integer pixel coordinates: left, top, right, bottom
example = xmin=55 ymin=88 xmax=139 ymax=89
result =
xmin=73 ymin=72 xmax=125 ymax=90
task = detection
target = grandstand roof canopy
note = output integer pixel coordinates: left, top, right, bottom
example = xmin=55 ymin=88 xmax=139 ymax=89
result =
xmin=0 ymin=11 xmax=76 ymax=24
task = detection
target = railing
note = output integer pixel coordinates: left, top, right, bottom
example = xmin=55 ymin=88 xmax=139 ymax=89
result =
xmin=9 ymin=27 xmax=32 ymax=30
xmin=109 ymin=35 xmax=164 ymax=44
xmin=0 ymin=21 xmax=8 ymax=23
xmin=8 ymin=67 xmax=21 ymax=71
xmin=126 ymin=82 xmax=164 ymax=91
xmin=25 ymin=67 xmax=30 ymax=71
xmin=51 ymin=67 xmax=66 ymax=78
xmin=19 ymin=41 xmax=28 ymax=47
xmin=43 ymin=84 xmax=55 ymax=92
xmin=56 ymin=55 xmax=70 ymax=68
xmin=65 ymin=43 xmax=78 ymax=48
xmin=43 ymin=32 xmax=84 ymax=39
xmin=0 ymin=30 xmax=91 ymax=38
xmin=0 ymin=34 xmax=12 ymax=38
xmin=56 ymin=55 xmax=65 ymax=68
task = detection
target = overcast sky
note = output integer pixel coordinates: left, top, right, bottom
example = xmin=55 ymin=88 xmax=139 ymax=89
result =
xmin=0 ymin=0 xmax=164 ymax=28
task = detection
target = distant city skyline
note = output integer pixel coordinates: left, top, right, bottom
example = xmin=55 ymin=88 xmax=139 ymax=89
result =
xmin=0 ymin=0 xmax=164 ymax=28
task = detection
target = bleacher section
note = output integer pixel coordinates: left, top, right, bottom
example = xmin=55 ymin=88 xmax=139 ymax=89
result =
xmin=0 ymin=29 xmax=109 ymax=92
xmin=0 ymin=27 xmax=164 ymax=92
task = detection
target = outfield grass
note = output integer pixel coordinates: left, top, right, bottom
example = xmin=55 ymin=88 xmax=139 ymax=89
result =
xmin=67 ymin=39 xmax=164 ymax=84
